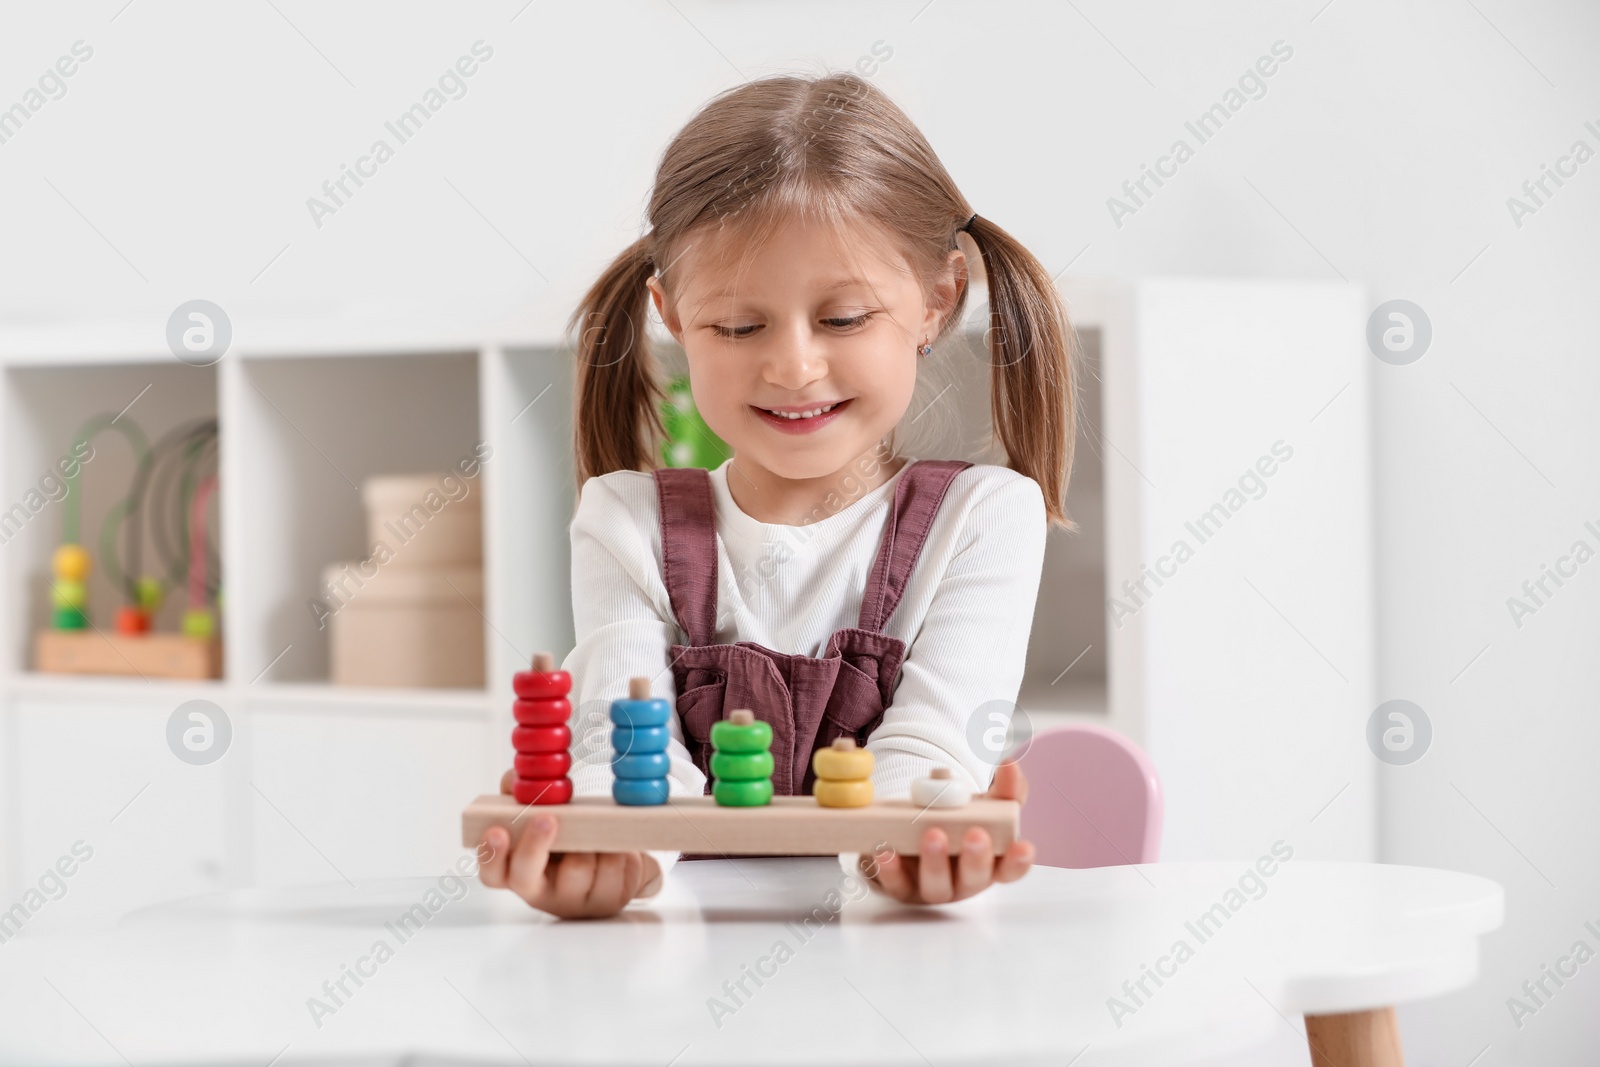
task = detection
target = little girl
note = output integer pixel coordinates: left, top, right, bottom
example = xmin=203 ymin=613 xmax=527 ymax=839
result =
xmin=477 ymin=70 xmax=1076 ymax=919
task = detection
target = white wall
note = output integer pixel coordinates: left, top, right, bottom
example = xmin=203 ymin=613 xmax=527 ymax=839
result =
xmin=2 ymin=2 xmax=1596 ymax=1064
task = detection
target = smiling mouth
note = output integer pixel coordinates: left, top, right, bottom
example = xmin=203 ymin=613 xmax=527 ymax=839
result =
xmin=757 ymin=401 xmax=845 ymax=420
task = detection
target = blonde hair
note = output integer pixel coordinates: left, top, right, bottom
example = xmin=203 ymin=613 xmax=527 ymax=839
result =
xmin=567 ymin=71 xmax=1077 ymax=528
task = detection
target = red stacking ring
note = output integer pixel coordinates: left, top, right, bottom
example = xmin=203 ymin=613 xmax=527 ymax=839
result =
xmin=512 ymin=723 xmax=571 ymax=753
xmin=513 ymin=669 xmax=571 ymax=700
xmin=513 ymin=776 xmax=573 ymax=805
xmin=515 ymin=751 xmax=571 ymax=779
xmin=513 ymin=697 xmax=572 ymax=726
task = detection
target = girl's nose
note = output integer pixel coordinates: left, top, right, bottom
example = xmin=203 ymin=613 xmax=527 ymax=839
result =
xmin=761 ymin=323 xmax=826 ymax=391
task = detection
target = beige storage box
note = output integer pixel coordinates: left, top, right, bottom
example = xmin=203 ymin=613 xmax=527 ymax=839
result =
xmin=363 ymin=473 xmax=483 ymax=569
xmin=324 ymin=561 xmax=486 ymax=689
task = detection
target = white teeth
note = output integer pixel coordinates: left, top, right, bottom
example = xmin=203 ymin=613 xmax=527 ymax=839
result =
xmin=764 ymin=402 xmax=838 ymax=420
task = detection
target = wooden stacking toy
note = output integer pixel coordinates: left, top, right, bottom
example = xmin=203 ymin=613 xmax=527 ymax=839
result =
xmin=812 ymin=737 xmax=874 ymax=808
xmin=509 ymin=652 xmax=573 ymax=805
xmin=611 ymin=676 xmax=671 ymax=806
xmin=911 ymin=766 xmax=972 ymax=808
xmin=462 ymin=668 xmax=1020 ymax=856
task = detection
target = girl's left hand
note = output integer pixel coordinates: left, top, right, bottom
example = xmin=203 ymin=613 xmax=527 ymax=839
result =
xmin=858 ymin=759 xmax=1036 ymax=905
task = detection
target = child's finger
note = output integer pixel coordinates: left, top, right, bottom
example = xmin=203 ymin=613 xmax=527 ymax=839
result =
xmin=552 ymin=850 xmax=598 ymax=909
xmin=587 ymin=852 xmax=627 ymax=911
xmin=477 ymin=828 xmax=511 ymax=888
xmin=993 ymin=840 xmax=1036 ymax=883
xmin=985 ymin=760 xmax=1028 ymax=804
xmin=953 ymin=827 xmax=993 ymax=899
xmin=619 ymin=852 xmax=645 ymax=899
xmin=917 ymin=828 xmax=954 ymax=904
xmin=865 ymin=851 xmax=916 ymax=901
xmin=506 ymin=816 xmax=557 ymax=900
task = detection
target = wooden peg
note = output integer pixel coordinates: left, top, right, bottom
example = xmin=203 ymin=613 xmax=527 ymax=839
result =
xmin=532 ymin=652 xmax=555 ymax=671
xmin=629 ymin=676 xmax=650 ymax=700
xmin=931 ymin=767 xmax=951 ymax=779
xmin=832 ymin=737 xmax=857 ymax=751
xmin=728 ymin=709 xmax=754 ymax=725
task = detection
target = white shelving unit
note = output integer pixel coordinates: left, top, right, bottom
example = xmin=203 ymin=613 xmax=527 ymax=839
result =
xmin=0 ymin=274 xmax=1375 ymax=916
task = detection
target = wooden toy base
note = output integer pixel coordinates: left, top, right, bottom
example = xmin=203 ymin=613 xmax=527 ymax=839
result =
xmin=34 ymin=630 xmax=223 ymax=680
xmin=461 ymin=794 xmax=1020 ymax=856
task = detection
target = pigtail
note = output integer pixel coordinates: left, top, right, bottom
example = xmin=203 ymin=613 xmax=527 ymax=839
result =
xmin=567 ymin=233 xmax=664 ymax=484
xmin=963 ymin=215 xmax=1077 ymax=532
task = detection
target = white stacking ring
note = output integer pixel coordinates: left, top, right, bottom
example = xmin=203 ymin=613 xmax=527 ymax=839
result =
xmin=911 ymin=767 xmax=971 ymax=808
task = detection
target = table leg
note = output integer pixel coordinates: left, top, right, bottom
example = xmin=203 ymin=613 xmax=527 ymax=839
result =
xmin=1304 ymin=1007 xmax=1404 ymax=1067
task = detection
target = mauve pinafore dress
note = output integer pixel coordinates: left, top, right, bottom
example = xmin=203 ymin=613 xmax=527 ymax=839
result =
xmin=652 ymin=458 xmax=972 ymax=859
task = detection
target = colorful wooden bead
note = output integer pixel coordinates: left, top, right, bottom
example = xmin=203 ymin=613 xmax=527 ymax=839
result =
xmin=814 ymin=778 xmax=874 ymax=808
xmin=513 ymin=697 xmax=572 ymax=725
xmin=512 ymin=724 xmax=572 ymax=753
xmin=53 ymin=544 xmax=90 ymax=582
xmin=52 ymin=606 xmax=88 ymax=630
xmin=50 ymin=579 xmax=87 ymax=608
xmin=710 ymin=713 xmax=773 ymax=753
xmin=113 ymin=606 xmax=150 ymax=634
xmin=812 ymin=737 xmax=873 ymax=781
xmin=910 ymin=767 xmax=971 ymax=808
xmin=611 ymin=725 xmax=670 ymax=755
xmin=513 ymin=776 xmax=573 ymax=805
xmin=613 ymin=776 xmax=670 ymax=806
xmin=612 ymin=752 xmax=671 ymax=779
xmin=514 ymin=751 xmax=571 ymax=779
xmin=710 ymin=751 xmax=775 ymax=781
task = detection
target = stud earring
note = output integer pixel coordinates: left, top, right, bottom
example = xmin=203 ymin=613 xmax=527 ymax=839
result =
xmin=918 ymin=337 xmax=932 ymax=357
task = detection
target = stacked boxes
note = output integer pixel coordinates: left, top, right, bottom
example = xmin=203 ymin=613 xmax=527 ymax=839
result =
xmin=611 ymin=676 xmax=671 ymax=805
xmin=710 ymin=709 xmax=774 ymax=807
xmin=325 ymin=472 xmax=485 ymax=689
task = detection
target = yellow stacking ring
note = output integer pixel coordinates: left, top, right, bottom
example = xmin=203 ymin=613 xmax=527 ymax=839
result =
xmin=814 ymin=778 xmax=874 ymax=808
xmin=812 ymin=740 xmax=873 ymax=781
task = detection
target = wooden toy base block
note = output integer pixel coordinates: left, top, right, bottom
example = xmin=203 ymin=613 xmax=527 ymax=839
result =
xmin=461 ymin=794 xmax=1020 ymax=856
xmin=35 ymin=630 xmax=222 ymax=680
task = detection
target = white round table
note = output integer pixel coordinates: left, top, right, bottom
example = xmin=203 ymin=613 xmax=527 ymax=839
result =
xmin=0 ymin=859 xmax=1501 ymax=1066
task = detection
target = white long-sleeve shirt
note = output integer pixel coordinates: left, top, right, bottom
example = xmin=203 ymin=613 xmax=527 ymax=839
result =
xmin=561 ymin=456 xmax=1048 ymax=890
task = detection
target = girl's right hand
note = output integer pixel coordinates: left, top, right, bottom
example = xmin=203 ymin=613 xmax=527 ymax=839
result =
xmin=477 ymin=768 xmax=663 ymax=920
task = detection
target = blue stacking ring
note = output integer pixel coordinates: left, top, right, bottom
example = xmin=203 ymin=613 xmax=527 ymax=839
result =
xmin=612 ymin=752 xmax=671 ymax=779
xmin=609 ymin=697 xmax=671 ymax=728
xmin=613 ymin=776 xmax=670 ymax=806
xmin=612 ymin=725 xmax=670 ymax=755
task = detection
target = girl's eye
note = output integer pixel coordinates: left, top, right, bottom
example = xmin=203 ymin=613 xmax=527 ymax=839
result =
xmin=709 ymin=314 xmax=870 ymax=339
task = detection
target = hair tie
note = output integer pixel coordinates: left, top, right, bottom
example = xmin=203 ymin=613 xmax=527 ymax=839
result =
xmin=962 ymin=213 xmax=978 ymax=233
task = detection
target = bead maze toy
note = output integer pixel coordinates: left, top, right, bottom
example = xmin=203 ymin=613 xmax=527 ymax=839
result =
xmin=34 ymin=417 xmax=223 ymax=679
xmin=461 ymin=658 xmax=1020 ymax=856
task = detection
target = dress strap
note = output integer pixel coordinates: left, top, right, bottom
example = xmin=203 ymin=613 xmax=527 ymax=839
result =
xmin=653 ymin=467 xmax=719 ymax=648
xmin=857 ymin=459 xmax=972 ymax=633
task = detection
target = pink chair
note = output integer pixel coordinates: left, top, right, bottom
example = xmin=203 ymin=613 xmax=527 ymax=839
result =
xmin=1015 ymin=723 xmax=1163 ymax=868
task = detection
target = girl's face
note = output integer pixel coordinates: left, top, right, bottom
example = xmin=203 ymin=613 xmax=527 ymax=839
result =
xmin=647 ymin=216 xmax=965 ymax=486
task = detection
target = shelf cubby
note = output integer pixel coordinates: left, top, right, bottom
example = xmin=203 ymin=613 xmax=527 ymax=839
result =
xmin=226 ymin=350 xmax=484 ymax=688
xmin=1 ymin=360 xmax=219 ymax=678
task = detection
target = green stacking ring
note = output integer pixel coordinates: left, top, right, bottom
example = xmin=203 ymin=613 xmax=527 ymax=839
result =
xmin=713 ymin=777 xmax=773 ymax=807
xmin=710 ymin=718 xmax=772 ymax=753
xmin=710 ymin=751 xmax=774 ymax=781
